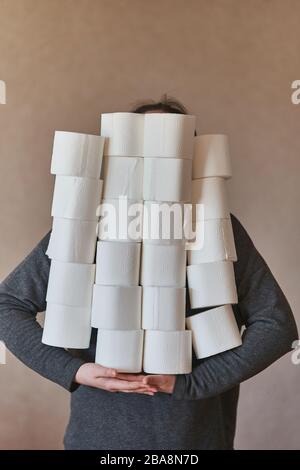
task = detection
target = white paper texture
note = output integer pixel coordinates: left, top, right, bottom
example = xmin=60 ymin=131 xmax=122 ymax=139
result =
xmin=186 ymin=305 xmax=242 ymax=359
xmin=42 ymin=303 xmax=92 ymax=349
xmin=98 ymin=198 xmax=143 ymax=242
xmin=51 ymin=176 xmax=103 ymax=221
xmin=46 ymin=260 xmax=95 ymax=307
xmin=192 ymin=177 xmax=230 ymax=220
xmin=142 ymin=286 xmax=186 ymax=330
xmin=102 ymin=156 xmax=143 ymax=199
xmin=193 ymin=134 xmax=232 ymax=179
xmin=143 ymin=158 xmax=192 ymax=202
xmin=95 ymin=329 xmax=144 ymax=372
xmin=143 ymin=330 xmax=192 ymax=374
xmin=188 ymin=218 xmax=237 ymax=264
xmin=100 ymin=113 xmax=144 ymax=156
xmin=95 ymin=241 xmax=141 ymax=286
xmin=142 ymin=201 xmax=187 ymax=244
xmin=143 ymin=113 xmax=196 ymax=159
xmin=187 ymin=261 xmax=238 ymax=308
xmin=92 ymin=285 xmax=142 ymax=329
xmin=51 ymin=131 xmax=104 ymax=179
xmin=141 ymin=243 xmax=186 ymax=287
xmin=46 ymin=218 xmax=98 ymax=263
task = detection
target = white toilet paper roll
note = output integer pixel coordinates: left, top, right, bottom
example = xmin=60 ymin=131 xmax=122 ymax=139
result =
xmin=193 ymin=134 xmax=232 ymax=179
xmin=46 ymin=218 xmax=98 ymax=263
xmin=46 ymin=260 xmax=95 ymax=307
xmin=141 ymin=243 xmax=186 ymax=287
xmin=187 ymin=218 xmax=237 ymax=264
xmin=100 ymin=113 xmax=144 ymax=156
xmin=142 ymin=201 xmax=187 ymax=244
xmin=98 ymin=198 xmax=143 ymax=242
xmin=143 ymin=330 xmax=192 ymax=374
xmin=192 ymin=177 xmax=230 ymax=220
xmin=142 ymin=287 xmax=186 ymax=330
xmin=143 ymin=113 xmax=196 ymax=159
xmin=51 ymin=176 xmax=103 ymax=221
xmin=91 ymin=285 xmax=142 ymax=329
xmin=102 ymin=156 xmax=143 ymax=199
xmin=186 ymin=305 xmax=242 ymax=359
xmin=95 ymin=241 xmax=141 ymax=286
xmin=95 ymin=329 xmax=144 ymax=372
xmin=143 ymin=158 xmax=192 ymax=202
xmin=187 ymin=261 xmax=238 ymax=309
xmin=51 ymin=131 xmax=105 ymax=179
xmin=42 ymin=303 xmax=92 ymax=349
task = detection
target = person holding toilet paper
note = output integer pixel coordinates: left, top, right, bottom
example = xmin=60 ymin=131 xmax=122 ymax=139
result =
xmin=0 ymin=97 xmax=297 ymax=451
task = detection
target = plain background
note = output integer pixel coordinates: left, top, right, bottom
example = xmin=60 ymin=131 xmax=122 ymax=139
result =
xmin=0 ymin=0 xmax=299 ymax=450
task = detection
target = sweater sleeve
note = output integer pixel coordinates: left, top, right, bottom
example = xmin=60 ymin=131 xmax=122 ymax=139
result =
xmin=0 ymin=232 xmax=85 ymax=392
xmin=173 ymin=215 xmax=298 ymax=400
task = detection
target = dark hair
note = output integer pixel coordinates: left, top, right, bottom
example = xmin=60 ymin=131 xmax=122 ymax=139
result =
xmin=131 ymin=94 xmax=188 ymax=115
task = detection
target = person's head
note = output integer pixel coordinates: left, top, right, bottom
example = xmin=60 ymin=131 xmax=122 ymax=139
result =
xmin=131 ymin=94 xmax=188 ymax=115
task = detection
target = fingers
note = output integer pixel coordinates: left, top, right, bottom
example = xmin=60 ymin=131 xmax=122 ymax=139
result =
xmin=116 ymin=373 xmax=146 ymax=382
xmin=95 ymin=377 xmax=157 ymax=393
xmin=93 ymin=364 xmax=117 ymax=378
xmin=142 ymin=375 xmax=162 ymax=385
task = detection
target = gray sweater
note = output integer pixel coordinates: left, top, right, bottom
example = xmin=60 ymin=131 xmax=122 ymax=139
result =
xmin=0 ymin=215 xmax=297 ymax=450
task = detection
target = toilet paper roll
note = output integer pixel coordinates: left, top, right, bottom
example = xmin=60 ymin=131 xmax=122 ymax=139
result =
xmin=192 ymin=177 xmax=230 ymax=220
xmin=102 ymin=156 xmax=143 ymax=199
xmin=95 ymin=329 xmax=144 ymax=372
xmin=42 ymin=303 xmax=92 ymax=349
xmin=101 ymin=113 xmax=144 ymax=156
xmin=46 ymin=218 xmax=98 ymax=263
xmin=193 ymin=135 xmax=232 ymax=179
xmin=95 ymin=241 xmax=141 ymax=286
xmin=143 ymin=113 xmax=196 ymax=159
xmin=187 ymin=261 xmax=238 ymax=309
xmin=51 ymin=176 xmax=103 ymax=221
xmin=143 ymin=330 xmax=192 ymax=374
xmin=141 ymin=243 xmax=186 ymax=287
xmin=51 ymin=131 xmax=105 ymax=179
xmin=187 ymin=218 xmax=237 ymax=264
xmin=143 ymin=158 xmax=192 ymax=202
xmin=142 ymin=287 xmax=186 ymax=330
xmin=186 ymin=305 xmax=242 ymax=359
xmin=98 ymin=198 xmax=143 ymax=242
xmin=91 ymin=285 xmax=141 ymax=329
xmin=142 ymin=201 xmax=187 ymax=244
xmin=46 ymin=260 xmax=95 ymax=307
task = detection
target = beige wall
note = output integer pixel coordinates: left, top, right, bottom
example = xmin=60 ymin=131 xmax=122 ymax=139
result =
xmin=0 ymin=0 xmax=299 ymax=449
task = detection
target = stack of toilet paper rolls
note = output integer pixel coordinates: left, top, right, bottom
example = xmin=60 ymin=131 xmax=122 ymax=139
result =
xmin=42 ymin=131 xmax=105 ymax=348
xmin=92 ymin=113 xmax=144 ymax=372
xmin=186 ymin=135 xmax=242 ymax=359
xmin=141 ymin=113 xmax=195 ymax=374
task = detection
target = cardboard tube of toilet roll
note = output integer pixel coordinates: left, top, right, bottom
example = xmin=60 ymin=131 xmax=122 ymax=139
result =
xmin=187 ymin=261 xmax=238 ymax=309
xmin=51 ymin=176 xmax=103 ymax=221
xmin=143 ymin=113 xmax=196 ymax=159
xmin=143 ymin=158 xmax=192 ymax=203
xmin=192 ymin=177 xmax=230 ymax=220
xmin=46 ymin=260 xmax=95 ymax=307
xmin=50 ymin=131 xmax=105 ymax=179
xmin=141 ymin=243 xmax=186 ymax=287
xmin=91 ymin=285 xmax=142 ymax=329
xmin=95 ymin=240 xmax=141 ymax=286
xmin=142 ymin=201 xmax=187 ymax=244
xmin=143 ymin=330 xmax=192 ymax=374
xmin=102 ymin=156 xmax=143 ymax=200
xmin=187 ymin=218 xmax=237 ymax=264
xmin=98 ymin=198 xmax=143 ymax=242
xmin=46 ymin=218 xmax=98 ymax=263
xmin=95 ymin=329 xmax=144 ymax=373
xmin=42 ymin=303 xmax=92 ymax=349
xmin=100 ymin=113 xmax=144 ymax=156
xmin=193 ymin=135 xmax=232 ymax=179
xmin=186 ymin=305 xmax=242 ymax=359
xmin=142 ymin=287 xmax=186 ymax=330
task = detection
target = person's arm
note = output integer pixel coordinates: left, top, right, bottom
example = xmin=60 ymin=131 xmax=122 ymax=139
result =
xmin=170 ymin=215 xmax=298 ymax=400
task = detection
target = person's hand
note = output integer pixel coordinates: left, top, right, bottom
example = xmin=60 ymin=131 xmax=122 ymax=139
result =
xmin=75 ymin=363 xmax=157 ymax=395
xmin=117 ymin=373 xmax=176 ymax=394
